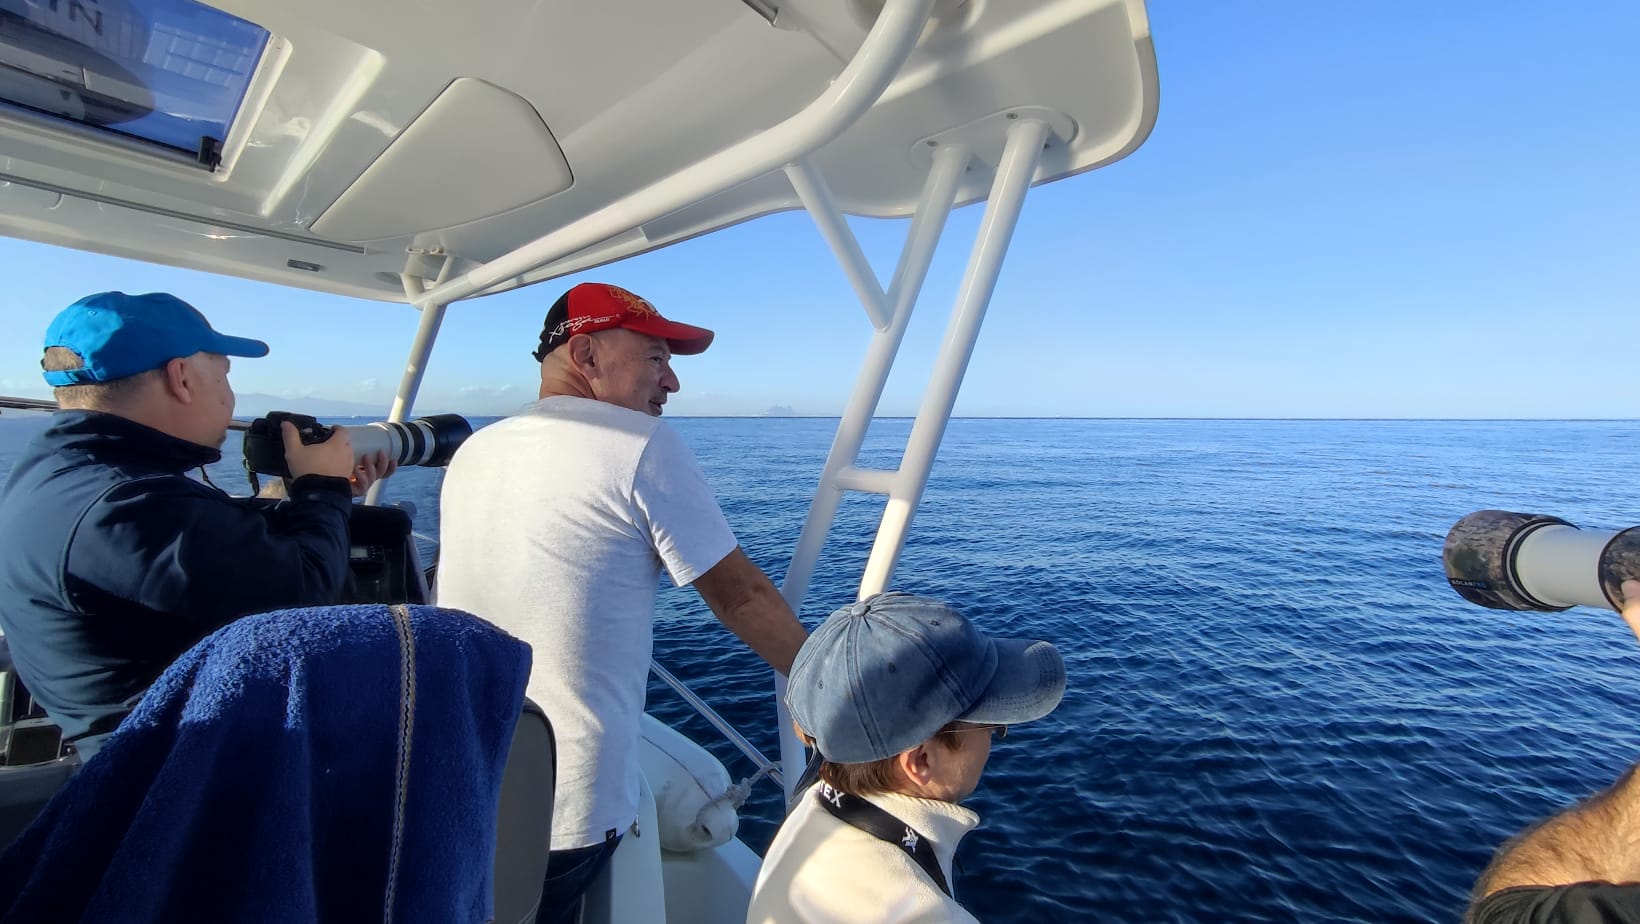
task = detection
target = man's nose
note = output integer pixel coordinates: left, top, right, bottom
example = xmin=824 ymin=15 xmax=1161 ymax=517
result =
xmin=661 ymin=363 xmax=680 ymax=393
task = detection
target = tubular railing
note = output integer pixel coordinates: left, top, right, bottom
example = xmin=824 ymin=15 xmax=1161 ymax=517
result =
xmin=649 ymin=660 xmax=784 ymax=791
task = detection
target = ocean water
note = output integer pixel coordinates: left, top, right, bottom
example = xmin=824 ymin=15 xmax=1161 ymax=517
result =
xmin=3 ymin=415 xmax=1639 ymax=923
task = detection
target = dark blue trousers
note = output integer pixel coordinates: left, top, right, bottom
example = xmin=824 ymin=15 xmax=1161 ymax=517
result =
xmin=535 ymin=835 xmax=622 ymax=924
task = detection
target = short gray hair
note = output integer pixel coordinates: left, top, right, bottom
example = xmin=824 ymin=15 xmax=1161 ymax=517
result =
xmin=42 ymin=347 xmax=162 ymax=410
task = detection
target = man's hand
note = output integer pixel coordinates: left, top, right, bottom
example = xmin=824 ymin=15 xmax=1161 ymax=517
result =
xmin=281 ymin=421 xmax=354 ymax=481
xmin=348 ymin=451 xmax=397 ymax=497
xmin=1619 ymin=580 xmax=1640 ymax=641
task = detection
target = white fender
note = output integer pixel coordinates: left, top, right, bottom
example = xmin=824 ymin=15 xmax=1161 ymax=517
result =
xmin=637 ymin=713 xmax=739 ymax=852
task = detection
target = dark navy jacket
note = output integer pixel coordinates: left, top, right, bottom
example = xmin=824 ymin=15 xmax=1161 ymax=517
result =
xmin=0 ymin=410 xmax=354 ymax=741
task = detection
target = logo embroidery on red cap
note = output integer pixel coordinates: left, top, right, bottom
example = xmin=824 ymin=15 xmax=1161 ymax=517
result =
xmin=544 ymin=285 xmax=666 ymax=347
xmin=546 ymin=314 xmax=619 ymax=341
xmin=608 ymin=287 xmax=659 ymax=319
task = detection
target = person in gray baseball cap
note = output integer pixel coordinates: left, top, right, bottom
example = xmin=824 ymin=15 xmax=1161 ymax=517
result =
xmin=745 ymin=591 xmax=1066 ymax=924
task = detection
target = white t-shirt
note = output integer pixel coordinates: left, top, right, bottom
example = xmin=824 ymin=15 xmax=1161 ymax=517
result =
xmin=435 ymin=396 xmax=737 ymax=849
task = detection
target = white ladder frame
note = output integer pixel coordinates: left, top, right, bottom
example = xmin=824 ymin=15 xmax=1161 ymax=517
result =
xmin=774 ymin=117 xmax=1049 ymax=797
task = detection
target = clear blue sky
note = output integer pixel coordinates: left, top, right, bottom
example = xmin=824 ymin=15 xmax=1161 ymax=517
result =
xmin=2 ymin=3 xmax=1636 ymax=418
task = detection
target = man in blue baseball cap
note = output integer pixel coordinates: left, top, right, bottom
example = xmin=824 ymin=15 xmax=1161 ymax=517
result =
xmin=0 ymin=292 xmax=392 ymax=758
xmin=746 ymin=591 xmax=1067 ymax=924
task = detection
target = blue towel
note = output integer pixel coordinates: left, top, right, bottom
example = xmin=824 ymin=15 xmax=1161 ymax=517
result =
xmin=0 ymin=603 xmax=531 ymax=923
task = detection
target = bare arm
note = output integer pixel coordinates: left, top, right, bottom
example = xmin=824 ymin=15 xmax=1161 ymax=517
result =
xmin=691 ymin=546 xmax=808 ymax=675
xmin=1472 ymin=764 xmax=1640 ymax=903
xmin=1470 ymin=580 xmax=1640 ymax=909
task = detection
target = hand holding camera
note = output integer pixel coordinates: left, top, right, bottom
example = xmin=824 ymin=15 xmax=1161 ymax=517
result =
xmin=278 ymin=420 xmax=355 ymax=481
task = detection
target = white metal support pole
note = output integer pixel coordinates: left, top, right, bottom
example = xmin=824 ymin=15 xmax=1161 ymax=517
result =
xmin=363 ymin=273 xmax=449 ymax=507
xmin=387 ymin=257 xmax=456 ymax=423
xmin=774 ymin=143 xmax=970 ymax=801
xmin=857 ymin=117 xmax=1049 ymax=597
xmin=784 ymin=160 xmax=891 ymax=331
xmin=386 ymin=300 xmax=448 ymax=423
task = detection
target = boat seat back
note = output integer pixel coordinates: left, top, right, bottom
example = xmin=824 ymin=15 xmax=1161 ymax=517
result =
xmin=0 ymin=605 xmax=534 ymax=921
xmin=493 ymin=697 xmax=556 ymax=924
xmin=0 ymin=696 xmax=556 ymax=918
xmin=0 ymin=756 xmax=77 ymax=850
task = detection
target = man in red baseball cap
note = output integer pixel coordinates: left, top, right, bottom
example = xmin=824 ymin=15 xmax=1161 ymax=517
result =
xmin=532 ymin=282 xmax=715 ymax=361
xmin=526 ymin=282 xmax=714 ymax=418
xmin=437 ymin=283 xmax=808 ymax=923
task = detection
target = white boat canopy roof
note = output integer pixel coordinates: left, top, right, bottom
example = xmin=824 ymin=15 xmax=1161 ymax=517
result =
xmin=0 ymin=0 xmax=1156 ymax=303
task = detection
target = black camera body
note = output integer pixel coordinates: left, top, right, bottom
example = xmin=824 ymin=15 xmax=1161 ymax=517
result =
xmin=242 ymin=411 xmax=333 ymax=479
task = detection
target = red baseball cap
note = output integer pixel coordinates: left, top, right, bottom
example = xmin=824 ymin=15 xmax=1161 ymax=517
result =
xmin=532 ymin=283 xmax=714 ymax=361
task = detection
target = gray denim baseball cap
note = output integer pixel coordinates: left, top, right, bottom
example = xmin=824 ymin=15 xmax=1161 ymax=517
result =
xmin=787 ymin=592 xmax=1066 ymax=764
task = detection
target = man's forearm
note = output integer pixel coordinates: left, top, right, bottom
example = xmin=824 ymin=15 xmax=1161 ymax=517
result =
xmin=1475 ymin=763 xmax=1640 ymax=900
xmin=692 ymin=546 xmax=808 ymax=675
xmin=716 ymin=580 xmax=808 ymax=675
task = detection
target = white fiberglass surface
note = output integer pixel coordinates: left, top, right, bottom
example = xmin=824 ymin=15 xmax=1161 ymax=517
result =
xmin=0 ymin=0 xmax=268 ymax=161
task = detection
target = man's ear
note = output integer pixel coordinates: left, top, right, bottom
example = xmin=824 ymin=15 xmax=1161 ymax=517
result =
xmin=160 ymin=357 xmax=193 ymax=404
xmin=897 ymin=742 xmax=935 ymax=794
xmin=567 ymin=336 xmax=593 ymax=365
xmin=565 ymin=334 xmax=598 ymax=377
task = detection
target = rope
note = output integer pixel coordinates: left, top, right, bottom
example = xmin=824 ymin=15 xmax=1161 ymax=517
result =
xmin=382 ymin=604 xmax=417 ymax=922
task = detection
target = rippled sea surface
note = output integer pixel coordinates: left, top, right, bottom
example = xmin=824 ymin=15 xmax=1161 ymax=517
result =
xmin=4 ymin=416 xmax=1639 ymax=922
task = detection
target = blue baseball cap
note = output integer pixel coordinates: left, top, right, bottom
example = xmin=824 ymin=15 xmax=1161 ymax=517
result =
xmin=787 ymin=592 xmax=1066 ymax=764
xmin=42 ymin=291 xmax=269 ymax=386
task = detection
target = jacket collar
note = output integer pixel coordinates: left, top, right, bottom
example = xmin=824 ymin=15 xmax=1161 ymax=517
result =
xmin=43 ymin=409 xmax=222 ymax=472
xmin=859 ymin=789 xmax=981 ymax=885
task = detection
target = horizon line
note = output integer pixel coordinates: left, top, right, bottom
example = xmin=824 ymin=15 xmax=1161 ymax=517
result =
xmin=231 ymin=413 xmax=1640 ymax=423
xmin=3 ymin=405 xmax=1635 ymax=424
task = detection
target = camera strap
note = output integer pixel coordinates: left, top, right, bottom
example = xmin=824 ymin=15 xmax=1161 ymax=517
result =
xmin=813 ymin=783 xmax=951 ymax=898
